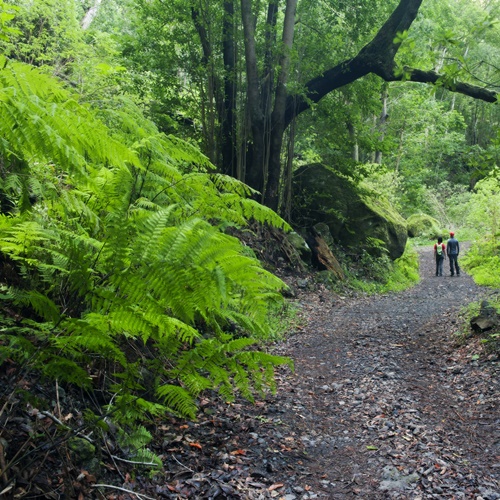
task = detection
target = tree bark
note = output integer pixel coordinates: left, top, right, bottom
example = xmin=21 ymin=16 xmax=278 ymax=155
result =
xmin=391 ymin=67 xmax=498 ymax=103
xmin=221 ymin=1 xmax=238 ymax=177
xmin=81 ymin=0 xmax=104 ymax=30
xmin=241 ymin=0 xmax=266 ymax=193
xmin=264 ymin=0 xmax=297 ymax=211
xmin=347 ymin=121 xmax=359 ymax=162
xmin=374 ymin=85 xmax=388 ymax=164
xmin=192 ymin=7 xmax=220 ymax=164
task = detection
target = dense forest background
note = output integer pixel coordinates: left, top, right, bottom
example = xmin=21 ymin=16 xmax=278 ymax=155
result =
xmin=0 ymin=0 xmax=499 ymax=492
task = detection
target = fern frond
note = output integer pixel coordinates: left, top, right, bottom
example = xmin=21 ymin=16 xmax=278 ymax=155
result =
xmin=178 ymin=372 xmax=213 ymax=397
xmin=8 ymin=289 xmax=60 ymax=323
xmin=55 ymin=315 xmax=127 ymax=366
xmin=0 ymin=220 xmax=48 ymax=258
xmin=39 ymin=356 xmax=92 ymax=387
xmin=206 ymin=173 xmax=257 ymax=197
xmin=155 ymin=384 xmax=197 ymax=419
xmin=161 ymin=134 xmax=214 ymax=172
xmin=0 ymin=60 xmax=140 ymax=185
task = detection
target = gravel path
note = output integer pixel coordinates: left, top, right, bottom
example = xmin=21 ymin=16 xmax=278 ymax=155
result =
xmin=32 ymin=246 xmax=496 ymax=499
xmin=271 ymin=246 xmax=500 ymax=499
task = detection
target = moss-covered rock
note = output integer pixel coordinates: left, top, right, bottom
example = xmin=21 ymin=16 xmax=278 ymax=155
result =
xmin=68 ymin=437 xmax=96 ymax=463
xmin=285 ymin=231 xmax=312 ymax=262
xmin=313 ymin=222 xmax=335 ymax=249
xmin=406 ymin=213 xmax=442 ymax=239
xmin=293 ymin=164 xmax=407 ymax=260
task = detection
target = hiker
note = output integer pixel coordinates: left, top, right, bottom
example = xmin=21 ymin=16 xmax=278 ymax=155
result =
xmin=434 ymin=236 xmax=446 ymax=277
xmin=446 ymin=231 xmax=460 ymax=276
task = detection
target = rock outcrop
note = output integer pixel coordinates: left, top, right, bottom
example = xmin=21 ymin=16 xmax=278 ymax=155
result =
xmin=293 ymin=164 xmax=407 ymax=260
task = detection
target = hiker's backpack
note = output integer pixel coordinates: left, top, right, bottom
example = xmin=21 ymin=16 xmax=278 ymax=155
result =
xmin=436 ymin=244 xmax=443 ymax=256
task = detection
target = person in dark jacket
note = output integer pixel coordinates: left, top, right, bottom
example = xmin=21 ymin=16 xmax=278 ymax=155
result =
xmin=446 ymin=231 xmax=460 ymax=276
xmin=434 ymin=236 xmax=446 ymax=276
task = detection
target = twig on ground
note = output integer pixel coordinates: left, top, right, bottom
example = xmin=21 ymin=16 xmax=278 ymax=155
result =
xmin=172 ymin=453 xmax=195 ymax=473
xmin=101 ymin=431 xmax=125 ymax=481
xmin=91 ymin=483 xmax=156 ymax=500
xmin=55 ymin=379 xmax=62 ymax=421
xmin=39 ymin=411 xmax=94 ymax=444
xmin=109 ymin=455 xmax=159 ymax=467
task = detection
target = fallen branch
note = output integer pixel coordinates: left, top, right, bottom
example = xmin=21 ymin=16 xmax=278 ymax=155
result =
xmin=108 ymin=455 xmax=159 ymax=467
xmin=91 ymin=484 xmax=156 ymax=500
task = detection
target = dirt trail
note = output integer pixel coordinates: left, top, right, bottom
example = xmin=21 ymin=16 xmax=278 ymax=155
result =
xmin=271 ymin=246 xmax=500 ymax=499
xmin=12 ymin=246 xmax=496 ymax=499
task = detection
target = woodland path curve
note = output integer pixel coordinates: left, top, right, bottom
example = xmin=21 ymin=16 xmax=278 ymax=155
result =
xmin=268 ymin=245 xmax=500 ymax=499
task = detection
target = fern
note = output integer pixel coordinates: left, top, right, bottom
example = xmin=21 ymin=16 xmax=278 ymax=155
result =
xmin=0 ymin=57 xmax=140 ymax=188
xmin=0 ymin=55 xmax=293 ymax=433
xmin=9 ymin=289 xmax=60 ymax=323
xmin=39 ymin=356 xmax=91 ymax=387
xmin=155 ymin=384 xmax=198 ymax=419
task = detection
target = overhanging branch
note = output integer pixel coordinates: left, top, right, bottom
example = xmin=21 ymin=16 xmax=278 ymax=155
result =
xmin=389 ymin=67 xmax=499 ymax=103
xmin=284 ymin=0 xmax=498 ymax=128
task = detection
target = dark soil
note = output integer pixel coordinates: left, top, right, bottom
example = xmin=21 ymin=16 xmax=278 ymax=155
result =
xmin=2 ymin=246 xmax=499 ymax=499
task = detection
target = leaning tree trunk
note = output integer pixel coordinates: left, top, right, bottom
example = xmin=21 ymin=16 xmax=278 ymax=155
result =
xmin=81 ymin=0 xmax=104 ymax=30
xmin=285 ymin=0 xmax=496 ymax=130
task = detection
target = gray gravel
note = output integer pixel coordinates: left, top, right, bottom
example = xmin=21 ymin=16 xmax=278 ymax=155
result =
xmin=272 ymin=246 xmax=500 ymax=499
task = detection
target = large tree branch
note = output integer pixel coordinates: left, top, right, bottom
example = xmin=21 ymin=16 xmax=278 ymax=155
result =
xmin=285 ymin=0 xmax=497 ymax=127
xmin=285 ymin=0 xmax=423 ymax=123
xmin=388 ymin=67 xmax=498 ymax=103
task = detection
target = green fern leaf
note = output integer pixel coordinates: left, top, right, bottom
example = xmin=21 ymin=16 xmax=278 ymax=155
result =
xmin=156 ymin=384 xmax=197 ymax=419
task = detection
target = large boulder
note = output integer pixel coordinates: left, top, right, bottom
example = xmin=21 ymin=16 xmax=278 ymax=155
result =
xmin=293 ymin=164 xmax=407 ymax=260
xmin=406 ymin=213 xmax=443 ymax=239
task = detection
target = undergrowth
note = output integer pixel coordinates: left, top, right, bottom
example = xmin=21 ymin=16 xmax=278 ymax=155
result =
xmin=461 ymin=236 xmax=500 ymax=288
xmin=329 ymin=240 xmax=420 ymax=295
xmin=0 ymin=55 xmax=294 ymax=483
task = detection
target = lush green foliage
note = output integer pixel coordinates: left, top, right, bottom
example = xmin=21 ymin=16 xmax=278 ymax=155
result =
xmin=320 ymin=239 xmax=419 ymax=295
xmin=455 ymin=169 xmax=500 ymax=288
xmin=462 ymin=237 xmax=500 ymax=288
xmin=0 ymin=54 xmax=293 ymax=448
xmin=0 ymin=0 xmax=499 ymax=483
xmin=380 ymin=241 xmax=420 ymax=293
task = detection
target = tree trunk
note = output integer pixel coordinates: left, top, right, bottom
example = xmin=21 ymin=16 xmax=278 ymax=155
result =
xmin=347 ymin=121 xmax=359 ymax=162
xmin=241 ymin=0 xmax=266 ymax=194
xmin=221 ymin=1 xmax=238 ymax=177
xmin=282 ymin=116 xmax=296 ymax=221
xmin=264 ymin=0 xmax=297 ymax=211
xmin=192 ymin=7 xmax=220 ymax=165
xmin=81 ymin=0 xmax=104 ymax=30
xmin=374 ymin=85 xmax=388 ymax=164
